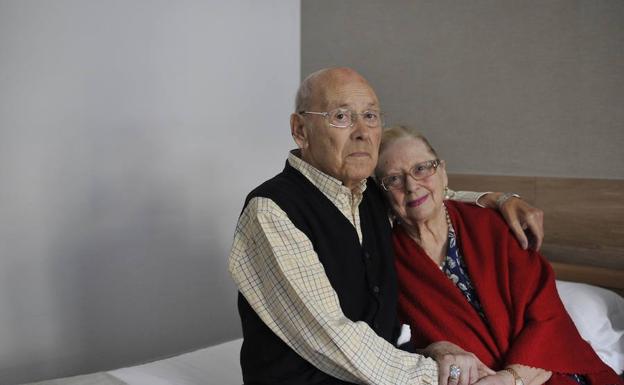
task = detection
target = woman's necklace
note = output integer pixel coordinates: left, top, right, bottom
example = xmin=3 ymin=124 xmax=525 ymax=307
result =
xmin=439 ymin=204 xmax=452 ymax=270
xmin=444 ymin=203 xmax=452 ymax=229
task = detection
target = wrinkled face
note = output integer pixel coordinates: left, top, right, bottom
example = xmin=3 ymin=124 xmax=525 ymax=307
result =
xmin=377 ymin=137 xmax=448 ymax=227
xmin=292 ymin=70 xmax=382 ymax=189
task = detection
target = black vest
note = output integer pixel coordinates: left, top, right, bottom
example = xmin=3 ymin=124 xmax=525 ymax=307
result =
xmin=237 ymin=163 xmax=399 ymax=385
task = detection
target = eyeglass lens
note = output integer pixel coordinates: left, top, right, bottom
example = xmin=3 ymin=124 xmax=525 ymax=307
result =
xmin=328 ymin=109 xmax=381 ymax=128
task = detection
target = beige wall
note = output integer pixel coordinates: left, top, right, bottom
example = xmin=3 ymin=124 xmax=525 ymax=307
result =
xmin=302 ymin=0 xmax=624 ymax=179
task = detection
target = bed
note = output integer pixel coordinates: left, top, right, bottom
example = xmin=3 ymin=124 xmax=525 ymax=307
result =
xmin=24 ymin=338 xmax=244 ymax=385
xmin=22 ymin=280 xmax=623 ymax=385
xmin=23 ymin=174 xmax=624 ymax=385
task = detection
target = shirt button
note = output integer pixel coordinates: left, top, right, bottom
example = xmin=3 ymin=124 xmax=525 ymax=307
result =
xmin=372 ymin=285 xmax=380 ymax=294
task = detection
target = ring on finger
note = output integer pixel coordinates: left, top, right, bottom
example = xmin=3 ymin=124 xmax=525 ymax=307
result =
xmin=449 ymin=364 xmax=461 ymax=381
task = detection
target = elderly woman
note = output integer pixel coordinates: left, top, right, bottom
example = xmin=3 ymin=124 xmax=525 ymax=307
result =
xmin=375 ymin=126 xmax=622 ymax=385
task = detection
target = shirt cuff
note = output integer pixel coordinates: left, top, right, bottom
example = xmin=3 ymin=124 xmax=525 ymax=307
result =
xmin=407 ymin=356 xmax=438 ymax=385
xmin=446 ymin=189 xmax=492 ymax=208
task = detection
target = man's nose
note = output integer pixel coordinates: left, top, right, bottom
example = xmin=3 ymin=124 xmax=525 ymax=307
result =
xmin=351 ymin=116 xmax=371 ymax=140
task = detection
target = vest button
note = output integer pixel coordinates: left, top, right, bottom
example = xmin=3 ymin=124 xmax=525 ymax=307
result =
xmin=364 ymin=252 xmax=371 ymax=260
xmin=372 ymin=285 xmax=380 ymax=294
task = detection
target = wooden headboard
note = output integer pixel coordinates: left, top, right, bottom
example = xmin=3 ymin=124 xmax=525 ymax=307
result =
xmin=449 ymin=174 xmax=624 ymax=296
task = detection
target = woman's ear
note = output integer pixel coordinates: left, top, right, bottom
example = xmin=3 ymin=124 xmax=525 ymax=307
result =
xmin=290 ymin=113 xmax=308 ymax=150
xmin=440 ymin=159 xmax=449 ymax=188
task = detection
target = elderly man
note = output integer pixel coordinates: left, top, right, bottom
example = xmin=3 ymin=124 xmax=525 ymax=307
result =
xmin=229 ymin=67 xmax=543 ymax=385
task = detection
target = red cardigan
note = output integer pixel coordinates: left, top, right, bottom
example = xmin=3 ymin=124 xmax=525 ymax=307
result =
xmin=393 ymin=201 xmax=622 ymax=385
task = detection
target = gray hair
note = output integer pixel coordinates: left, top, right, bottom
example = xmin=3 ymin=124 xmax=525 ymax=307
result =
xmin=375 ymin=125 xmax=440 ymax=180
xmin=379 ymin=125 xmax=439 ymax=158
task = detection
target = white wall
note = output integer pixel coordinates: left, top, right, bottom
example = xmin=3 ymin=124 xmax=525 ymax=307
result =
xmin=0 ymin=1 xmax=299 ymax=383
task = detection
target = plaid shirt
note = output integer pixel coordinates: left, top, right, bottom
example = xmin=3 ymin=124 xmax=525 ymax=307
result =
xmin=229 ymin=151 xmax=438 ymax=385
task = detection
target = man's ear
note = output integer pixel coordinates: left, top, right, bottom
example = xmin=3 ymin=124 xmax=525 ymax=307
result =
xmin=290 ymin=113 xmax=308 ymax=150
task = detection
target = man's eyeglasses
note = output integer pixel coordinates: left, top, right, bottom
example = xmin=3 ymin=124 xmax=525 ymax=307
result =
xmin=298 ymin=108 xmax=383 ymax=128
xmin=380 ymin=159 xmax=441 ymax=191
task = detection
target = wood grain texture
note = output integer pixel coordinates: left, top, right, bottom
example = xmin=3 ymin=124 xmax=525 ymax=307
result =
xmin=449 ymin=173 xmax=624 ymax=293
xmin=550 ymin=262 xmax=624 ymax=297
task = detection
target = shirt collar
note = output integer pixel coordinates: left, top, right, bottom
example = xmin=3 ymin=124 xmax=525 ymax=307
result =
xmin=287 ymin=150 xmax=368 ymax=199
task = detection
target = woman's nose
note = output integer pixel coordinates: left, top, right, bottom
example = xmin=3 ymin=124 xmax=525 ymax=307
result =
xmin=404 ymin=173 xmax=422 ymax=192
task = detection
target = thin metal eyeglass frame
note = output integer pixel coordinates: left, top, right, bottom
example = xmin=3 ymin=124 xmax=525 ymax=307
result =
xmin=298 ymin=109 xmax=383 ymax=128
xmin=380 ymin=159 xmax=441 ymax=191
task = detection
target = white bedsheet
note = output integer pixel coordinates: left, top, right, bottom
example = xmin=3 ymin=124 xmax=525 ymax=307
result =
xmin=25 ymin=373 xmax=127 ymax=385
xmin=556 ymin=280 xmax=624 ymax=374
xmin=108 ymin=339 xmax=242 ymax=385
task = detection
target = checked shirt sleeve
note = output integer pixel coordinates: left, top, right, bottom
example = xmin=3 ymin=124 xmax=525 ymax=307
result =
xmin=228 ymin=197 xmax=438 ymax=385
xmin=446 ymin=189 xmax=491 ymax=207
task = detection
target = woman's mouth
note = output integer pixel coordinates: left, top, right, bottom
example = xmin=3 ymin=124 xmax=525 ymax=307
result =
xmin=407 ymin=195 xmax=428 ymax=207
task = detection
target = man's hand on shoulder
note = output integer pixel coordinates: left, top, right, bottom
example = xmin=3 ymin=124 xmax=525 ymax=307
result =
xmin=477 ymin=193 xmax=544 ymax=251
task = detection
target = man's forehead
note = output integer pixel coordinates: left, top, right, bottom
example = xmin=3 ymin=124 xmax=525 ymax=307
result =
xmin=314 ymin=73 xmax=379 ymax=109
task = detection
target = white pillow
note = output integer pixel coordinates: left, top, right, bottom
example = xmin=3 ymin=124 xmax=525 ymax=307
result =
xmin=556 ymin=280 xmax=624 ymax=374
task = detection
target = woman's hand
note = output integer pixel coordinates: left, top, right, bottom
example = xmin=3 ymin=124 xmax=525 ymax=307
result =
xmin=473 ymin=365 xmax=552 ymax=385
xmin=421 ymin=341 xmax=496 ymax=385
xmin=472 ymin=370 xmax=515 ymax=385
